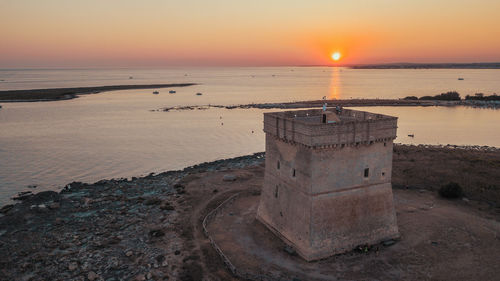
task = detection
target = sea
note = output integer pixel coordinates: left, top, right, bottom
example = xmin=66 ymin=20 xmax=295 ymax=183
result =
xmin=0 ymin=67 xmax=499 ymax=206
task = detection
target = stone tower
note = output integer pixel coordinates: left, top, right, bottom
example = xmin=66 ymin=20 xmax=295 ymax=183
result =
xmin=256 ymin=108 xmax=399 ymax=261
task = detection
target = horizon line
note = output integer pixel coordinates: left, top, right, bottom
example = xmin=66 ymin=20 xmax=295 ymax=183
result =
xmin=1 ymin=62 xmax=500 ymax=70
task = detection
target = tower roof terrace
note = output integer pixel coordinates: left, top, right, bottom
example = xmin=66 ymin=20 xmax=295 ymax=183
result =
xmin=263 ymin=108 xmax=398 ymax=148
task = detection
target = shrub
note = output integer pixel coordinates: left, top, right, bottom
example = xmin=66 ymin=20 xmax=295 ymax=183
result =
xmin=465 ymin=93 xmax=500 ymax=101
xmin=419 ymin=95 xmax=434 ymax=100
xmin=403 ymin=96 xmax=418 ymax=100
xmin=437 ymin=91 xmax=461 ymax=100
xmin=419 ymin=91 xmax=461 ymax=101
xmin=439 ymin=182 xmax=463 ymax=198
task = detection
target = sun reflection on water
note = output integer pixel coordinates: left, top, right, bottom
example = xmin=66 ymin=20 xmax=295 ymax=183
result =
xmin=328 ymin=67 xmax=342 ymax=100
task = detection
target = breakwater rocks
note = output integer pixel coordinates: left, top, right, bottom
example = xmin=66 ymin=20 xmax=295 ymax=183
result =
xmin=0 ymin=153 xmax=264 ymax=281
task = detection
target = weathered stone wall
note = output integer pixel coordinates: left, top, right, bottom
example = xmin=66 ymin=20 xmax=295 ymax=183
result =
xmin=310 ymin=141 xmax=393 ymax=193
xmin=309 ymin=183 xmax=398 ymax=260
xmin=256 ymin=137 xmax=312 ymax=252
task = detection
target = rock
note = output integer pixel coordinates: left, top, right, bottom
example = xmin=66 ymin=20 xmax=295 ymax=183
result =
xmin=87 ymin=271 xmax=98 ymax=281
xmin=145 ymin=198 xmax=162 ymax=205
xmin=12 ymin=191 xmax=33 ymax=201
xmin=174 ymin=250 xmax=181 ymax=255
xmin=30 ymin=190 xmax=61 ymax=204
xmin=48 ymin=202 xmax=60 ymax=209
xmin=68 ymin=262 xmax=78 ymax=271
xmin=173 ymin=183 xmax=184 ymax=189
xmin=160 ymin=203 xmax=175 ymax=211
xmin=107 ymin=236 xmax=122 ymax=245
xmin=283 ymin=245 xmax=297 ymax=256
xmin=83 ymin=197 xmax=92 ymax=206
xmin=146 ymin=272 xmax=152 ymax=279
xmin=30 ymin=204 xmax=47 ymax=211
xmin=382 ymin=239 xmax=396 ymax=247
xmin=109 ymin=257 xmax=120 ymax=269
xmin=125 ymin=250 xmax=133 ymax=257
xmin=135 ymin=274 xmax=145 ymax=281
xmin=155 ymin=254 xmax=165 ymax=263
xmin=222 ymin=174 xmax=237 ymax=182
xmin=149 ymin=229 xmax=165 ymax=238
xmin=0 ymin=204 xmax=14 ymax=214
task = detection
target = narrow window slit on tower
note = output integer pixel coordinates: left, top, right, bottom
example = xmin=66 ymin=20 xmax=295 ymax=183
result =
xmin=277 ymin=161 xmax=280 ymax=169
xmin=293 ymin=169 xmax=296 ymax=177
xmin=275 ymin=185 xmax=279 ymax=198
xmin=364 ymin=168 xmax=369 ymax=178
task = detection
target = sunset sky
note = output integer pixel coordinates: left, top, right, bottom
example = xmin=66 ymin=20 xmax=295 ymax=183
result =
xmin=1 ymin=0 xmax=499 ymax=67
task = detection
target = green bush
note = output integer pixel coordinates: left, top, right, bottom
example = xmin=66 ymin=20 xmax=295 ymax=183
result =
xmin=403 ymin=96 xmax=418 ymax=100
xmin=439 ymin=182 xmax=463 ymax=198
xmin=419 ymin=91 xmax=461 ymax=101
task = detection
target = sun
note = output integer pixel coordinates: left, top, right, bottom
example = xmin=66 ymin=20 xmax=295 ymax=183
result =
xmin=331 ymin=52 xmax=341 ymax=61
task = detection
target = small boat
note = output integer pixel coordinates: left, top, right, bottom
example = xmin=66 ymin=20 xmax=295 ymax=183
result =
xmin=196 ymin=92 xmax=202 ymax=96
xmin=408 ymin=134 xmax=415 ymax=138
xmin=458 ymin=78 xmax=464 ymax=80
xmin=169 ymin=90 xmax=176 ymax=94
xmin=153 ymin=91 xmax=159 ymax=94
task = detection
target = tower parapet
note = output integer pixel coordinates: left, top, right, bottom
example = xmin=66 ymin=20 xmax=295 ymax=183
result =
xmin=263 ymin=108 xmax=398 ymax=148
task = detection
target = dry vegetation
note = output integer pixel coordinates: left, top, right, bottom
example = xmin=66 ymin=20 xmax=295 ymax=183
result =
xmin=393 ymin=144 xmax=500 ymax=206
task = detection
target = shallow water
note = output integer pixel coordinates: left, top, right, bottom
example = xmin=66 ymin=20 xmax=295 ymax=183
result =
xmin=0 ymin=67 xmax=499 ymax=206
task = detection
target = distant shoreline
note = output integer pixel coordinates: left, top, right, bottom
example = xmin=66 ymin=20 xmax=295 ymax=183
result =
xmin=350 ymin=62 xmax=500 ymax=69
xmin=0 ymin=83 xmax=197 ymax=102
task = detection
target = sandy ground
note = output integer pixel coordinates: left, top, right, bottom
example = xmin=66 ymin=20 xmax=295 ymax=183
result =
xmin=206 ymin=189 xmax=500 ymax=280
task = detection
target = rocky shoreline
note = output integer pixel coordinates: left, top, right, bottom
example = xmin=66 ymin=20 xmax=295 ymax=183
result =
xmin=0 ymin=145 xmax=499 ymax=280
xmin=0 ymin=153 xmax=264 ymax=281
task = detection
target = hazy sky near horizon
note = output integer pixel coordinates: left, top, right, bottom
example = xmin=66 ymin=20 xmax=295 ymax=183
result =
xmin=1 ymin=0 xmax=500 ymax=67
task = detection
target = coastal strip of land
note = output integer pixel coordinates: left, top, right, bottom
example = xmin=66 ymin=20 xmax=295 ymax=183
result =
xmin=158 ymin=99 xmax=434 ymax=112
xmin=0 ymin=83 xmax=197 ymax=102
xmin=350 ymin=62 xmax=500 ymax=69
xmin=0 ymin=144 xmax=499 ymax=280
xmin=158 ymin=98 xmax=499 ymax=112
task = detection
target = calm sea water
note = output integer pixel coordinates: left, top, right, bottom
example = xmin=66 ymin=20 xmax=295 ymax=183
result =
xmin=0 ymin=67 xmax=499 ymax=206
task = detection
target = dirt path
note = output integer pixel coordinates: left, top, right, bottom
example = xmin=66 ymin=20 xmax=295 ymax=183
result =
xmin=176 ymin=166 xmax=264 ymax=280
